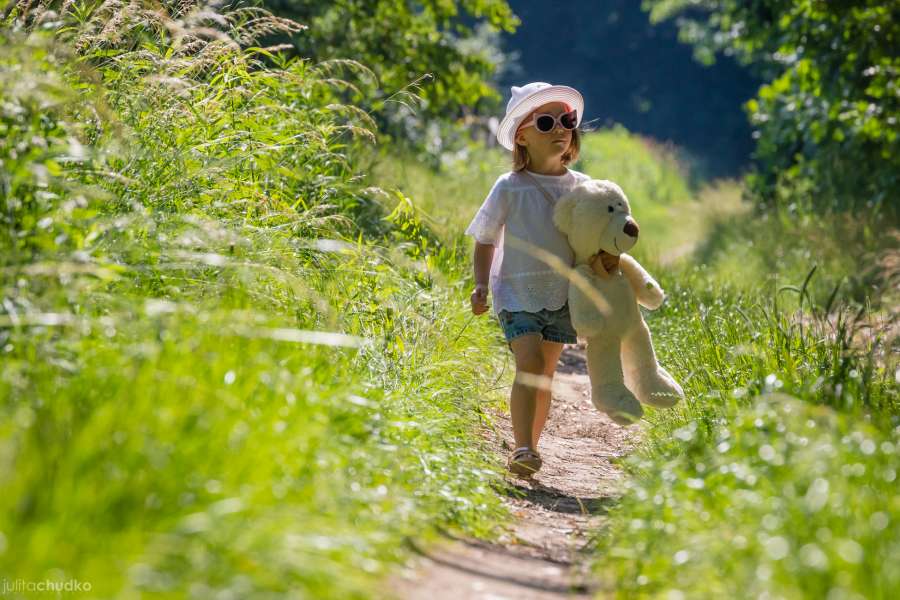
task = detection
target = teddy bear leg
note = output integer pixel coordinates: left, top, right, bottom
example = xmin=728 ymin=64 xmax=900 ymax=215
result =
xmin=593 ymin=382 xmax=644 ymax=425
xmin=621 ymin=319 xmax=684 ymax=408
xmin=587 ymin=340 xmax=643 ymax=425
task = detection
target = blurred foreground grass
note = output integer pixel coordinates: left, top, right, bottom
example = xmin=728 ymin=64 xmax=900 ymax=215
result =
xmin=0 ymin=11 xmax=512 ymax=597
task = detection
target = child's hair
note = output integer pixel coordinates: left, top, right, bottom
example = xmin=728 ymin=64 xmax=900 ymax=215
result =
xmin=512 ymin=128 xmax=581 ymax=172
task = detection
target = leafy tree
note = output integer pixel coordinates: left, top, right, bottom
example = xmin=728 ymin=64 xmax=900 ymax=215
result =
xmin=263 ymin=0 xmax=520 ymax=159
xmin=500 ymin=0 xmax=761 ymax=179
xmin=644 ymin=1 xmax=899 ymax=219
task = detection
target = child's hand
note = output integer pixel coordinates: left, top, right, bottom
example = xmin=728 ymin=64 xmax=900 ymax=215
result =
xmin=589 ymin=251 xmax=620 ymax=278
xmin=470 ymin=284 xmax=489 ymax=315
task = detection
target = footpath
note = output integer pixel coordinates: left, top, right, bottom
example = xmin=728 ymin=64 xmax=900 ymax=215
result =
xmin=388 ymin=345 xmax=636 ymax=599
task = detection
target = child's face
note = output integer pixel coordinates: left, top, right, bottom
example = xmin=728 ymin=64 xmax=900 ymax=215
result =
xmin=513 ymin=101 xmax=573 ymax=161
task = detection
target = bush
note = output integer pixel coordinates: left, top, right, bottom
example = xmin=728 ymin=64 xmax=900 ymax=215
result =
xmin=262 ymin=0 xmax=521 ymax=164
xmin=644 ymin=1 xmax=899 ymax=220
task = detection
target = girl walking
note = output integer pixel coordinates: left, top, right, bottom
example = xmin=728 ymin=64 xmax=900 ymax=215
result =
xmin=466 ymin=82 xmax=603 ymax=477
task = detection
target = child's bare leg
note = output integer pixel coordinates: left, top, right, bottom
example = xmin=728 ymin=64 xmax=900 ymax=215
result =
xmin=508 ymin=334 xmax=548 ymax=450
xmin=532 ymin=340 xmax=564 ymax=448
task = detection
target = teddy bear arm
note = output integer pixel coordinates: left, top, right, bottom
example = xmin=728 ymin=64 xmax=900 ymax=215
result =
xmin=619 ymin=254 xmax=665 ymax=310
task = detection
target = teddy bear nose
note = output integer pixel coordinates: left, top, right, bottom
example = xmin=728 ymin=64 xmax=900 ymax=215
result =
xmin=623 ymin=219 xmax=640 ymax=238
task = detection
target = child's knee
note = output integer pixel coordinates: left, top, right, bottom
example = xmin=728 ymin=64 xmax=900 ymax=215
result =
xmin=511 ymin=340 xmax=545 ymax=373
xmin=516 ymin=354 xmax=545 ymax=374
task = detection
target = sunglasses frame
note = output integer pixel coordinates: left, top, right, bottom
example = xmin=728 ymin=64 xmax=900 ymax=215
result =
xmin=519 ymin=109 xmax=579 ymax=133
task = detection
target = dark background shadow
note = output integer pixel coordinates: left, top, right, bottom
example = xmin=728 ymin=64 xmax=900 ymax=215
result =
xmin=498 ymin=0 xmax=761 ymax=179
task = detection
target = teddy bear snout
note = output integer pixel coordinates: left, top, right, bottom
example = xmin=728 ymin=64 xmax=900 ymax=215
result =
xmin=623 ymin=219 xmax=640 ymax=238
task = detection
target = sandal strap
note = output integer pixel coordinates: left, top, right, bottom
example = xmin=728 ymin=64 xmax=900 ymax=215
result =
xmin=511 ymin=446 xmax=540 ymax=459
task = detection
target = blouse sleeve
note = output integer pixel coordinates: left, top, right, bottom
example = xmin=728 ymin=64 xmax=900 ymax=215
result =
xmin=464 ymin=178 xmax=509 ymax=246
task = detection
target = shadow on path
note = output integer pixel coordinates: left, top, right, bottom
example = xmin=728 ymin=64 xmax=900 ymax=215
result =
xmin=505 ymin=480 xmax=617 ymax=515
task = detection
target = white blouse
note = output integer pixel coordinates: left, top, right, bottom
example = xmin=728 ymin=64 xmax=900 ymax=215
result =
xmin=465 ymin=168 xmax=591 ymax=315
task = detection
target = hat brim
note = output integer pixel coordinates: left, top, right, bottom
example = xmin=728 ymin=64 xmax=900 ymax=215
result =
xmin=496 ymin=86 xmax=584 ymax=151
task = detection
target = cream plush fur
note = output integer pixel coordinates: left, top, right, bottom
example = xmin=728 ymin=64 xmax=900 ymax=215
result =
xmin=553 ymin=179 xmax=684 ymax=425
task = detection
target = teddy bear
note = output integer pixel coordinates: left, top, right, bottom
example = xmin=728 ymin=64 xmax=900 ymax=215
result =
xmin=552 ymin=179 xmax=684 ymax=425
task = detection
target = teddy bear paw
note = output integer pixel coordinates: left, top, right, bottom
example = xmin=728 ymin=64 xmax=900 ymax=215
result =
xmin=592 ymin=383 xmax=644 ymax=426
xmin=631 ymin=366 xmax=684 ymax=408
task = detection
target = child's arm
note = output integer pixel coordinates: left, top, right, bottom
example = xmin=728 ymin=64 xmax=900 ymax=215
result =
xmin=465 ymin=176 xmax=507 ymax=315
xmin=471 ymin=242 xmax=494 ymax=315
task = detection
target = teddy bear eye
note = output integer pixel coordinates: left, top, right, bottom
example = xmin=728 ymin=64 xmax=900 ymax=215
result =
xmin=608 ymin=206 xmax=614 ymax=213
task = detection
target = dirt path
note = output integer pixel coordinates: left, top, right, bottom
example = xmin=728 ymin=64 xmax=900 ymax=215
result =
xmin=386 ymin=344 xmax=637 ymax=599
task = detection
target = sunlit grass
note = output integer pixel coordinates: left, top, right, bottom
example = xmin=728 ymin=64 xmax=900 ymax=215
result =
xmin=596 ymin=394 xmax=899 ymax=599
xmin=589 ymin=225 xmax=898 ymax=599
xmin=3 ymin=3 xmax=898 ymax=598
xmin=367 ymin=120 xmax=898 ymax=600
xmin=0 ymin=9 xmax=513 ymax=597
xmin=694 ymin=207 xmax=897 ymax=308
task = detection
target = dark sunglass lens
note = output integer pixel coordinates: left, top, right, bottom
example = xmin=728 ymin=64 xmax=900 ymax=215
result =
xmin=561 ymin=111 xmax=577 ymax=129
xmin=535 ymin=115 xmax=555 ymax=132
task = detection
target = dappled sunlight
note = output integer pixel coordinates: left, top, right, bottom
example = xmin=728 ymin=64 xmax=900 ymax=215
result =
xmin=2 ymin=1 xmax=897 ymax=598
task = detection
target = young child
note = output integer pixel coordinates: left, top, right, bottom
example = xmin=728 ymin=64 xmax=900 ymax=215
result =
xmin=466 ymin=82 xmax=615 ymax=477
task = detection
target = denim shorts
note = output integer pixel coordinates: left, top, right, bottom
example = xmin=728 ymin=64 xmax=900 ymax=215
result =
xmin=497 ymin=303 xmax=578 ymax=346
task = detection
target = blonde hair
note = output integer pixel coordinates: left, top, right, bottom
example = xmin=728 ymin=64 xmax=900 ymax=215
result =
xmin=512 ymin=127 xmax=581 ymax=172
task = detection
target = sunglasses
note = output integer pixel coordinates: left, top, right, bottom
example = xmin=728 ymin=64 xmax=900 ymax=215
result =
xmin=519 ymin=109 xmax=578 ymax=133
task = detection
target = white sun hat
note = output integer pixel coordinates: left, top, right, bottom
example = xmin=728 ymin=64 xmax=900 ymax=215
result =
xmin=495 ymin=82 xmax=584 ymax=151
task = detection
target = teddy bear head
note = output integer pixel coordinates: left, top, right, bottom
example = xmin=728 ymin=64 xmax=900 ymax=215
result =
xmin=553 ymin=179 xmax=640 ymax=262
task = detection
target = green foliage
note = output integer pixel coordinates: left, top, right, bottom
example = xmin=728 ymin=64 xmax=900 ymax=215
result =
xmin=695 ymin=206 xmax=897 ymax=309
xmin=1 ymin=3 xmax=514 ymax=595
xmin=264 ymin=0 xmax=520 ymax=163
xmin=644 ymin=0 xmax=900 ymax=219
xmin=0 ymin=38 xmax=93 ymax=260
xmin=597 ymin=395 xmax=900 ymax=599
xmin=588 ymin=203 xmax=898 ymax=598
xmin=589 ymin=255 xmax=898 ymax=598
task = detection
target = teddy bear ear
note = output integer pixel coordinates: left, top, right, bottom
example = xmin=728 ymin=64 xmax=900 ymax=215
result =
xmin=553 ymin=193 xmax=577 ymax=234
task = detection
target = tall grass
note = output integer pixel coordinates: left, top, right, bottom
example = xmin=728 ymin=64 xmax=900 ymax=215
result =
xmin=597 ymin=393 xmax=899 ymax=599
xmin=587 ymin=194 xmax=899 ymax=598
xmin=1 ymin=4 xmax=512 ymax=596
xmin=694 ymin=207 xmax=898 ymax=309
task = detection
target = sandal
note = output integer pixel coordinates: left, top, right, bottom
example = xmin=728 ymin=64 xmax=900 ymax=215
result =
xmin=508 ymin=446 xmax=542 ymax=477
